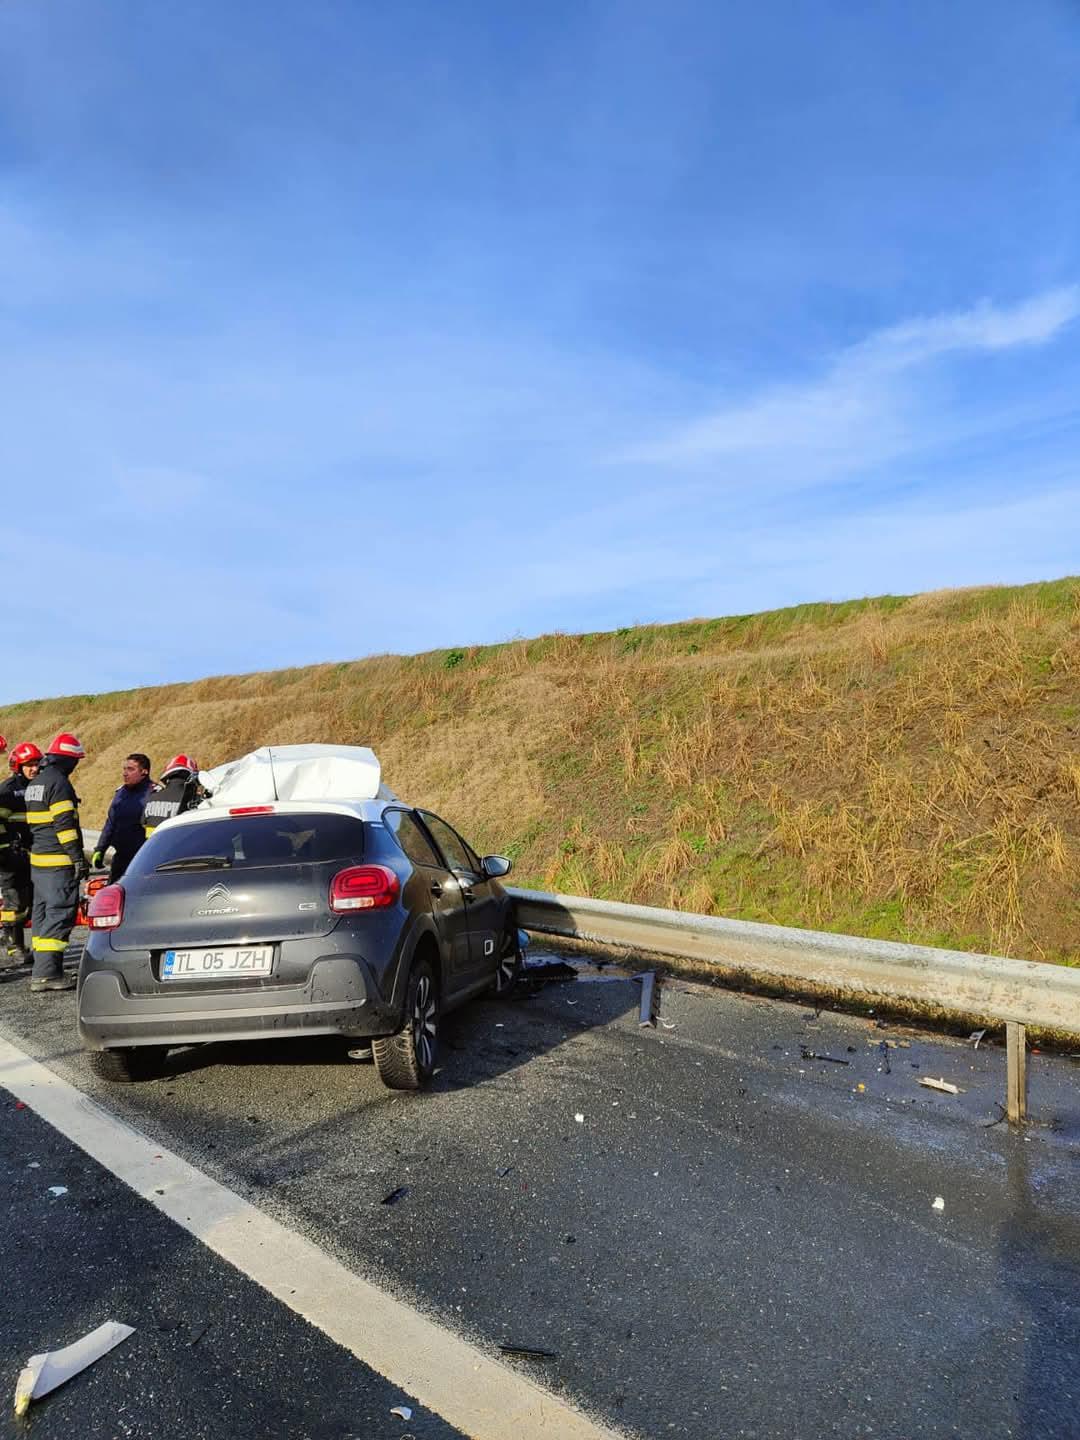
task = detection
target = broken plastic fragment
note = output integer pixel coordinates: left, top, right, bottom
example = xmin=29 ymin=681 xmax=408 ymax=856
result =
xmin=14 ymin=1321 xmax=134 ymax=1415
xmin=47 ymin=1186 xmax=68 ymax=1198
xmin=573 ymin=1113 xmax=584 ymax=1124
xmin=932 ymin=1196 xmax=945 ymax=1212
xmin=968 ymin=1030 xmax=986 ymax=1050
xmin=919 ymin=1077 xmax=960 ymax=1095
xmin=390 ymin=1404 xmax=413 ymax=1420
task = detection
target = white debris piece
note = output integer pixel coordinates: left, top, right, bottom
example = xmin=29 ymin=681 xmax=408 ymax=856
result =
xmin=574 ymin=1113 xmax=584 ymax=1124
xmin=47 ymin=1186 xmax=68 ymax=1198
xmin=932 ymin=1196 xmax=945 ymax=1212
xmin=199 ymin=745 xmax=395 ymax=808
xmin=14 ymin=1321 xmax=134 ymax=1415
xmin=919 ymin=1077 xmax=961 ymax=1095
xmin=390 ymin=1404 xmax=413 ymax=1420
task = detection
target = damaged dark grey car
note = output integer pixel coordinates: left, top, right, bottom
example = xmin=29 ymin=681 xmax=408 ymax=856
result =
xmin=77 ymin=800 xmax=521 ymax=1089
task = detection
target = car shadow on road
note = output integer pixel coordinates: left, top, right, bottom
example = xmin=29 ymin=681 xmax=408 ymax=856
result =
xmin=141 ymin=950 xmax=642 ymax=1092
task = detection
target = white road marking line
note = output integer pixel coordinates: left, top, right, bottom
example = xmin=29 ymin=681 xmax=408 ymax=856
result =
xmin=0 ymin=1037 xmax=630 ymax=1440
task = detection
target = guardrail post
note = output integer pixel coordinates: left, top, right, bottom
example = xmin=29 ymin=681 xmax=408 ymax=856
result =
xmin=1006 ymin=1022 xmax=1027 ymax=1125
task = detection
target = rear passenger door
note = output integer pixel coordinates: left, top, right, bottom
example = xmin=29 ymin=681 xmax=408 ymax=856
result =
xmin=383 ymin=809 xmax=472 ymax=991
xmin=418 ymin=812 xmax=502 ymax=987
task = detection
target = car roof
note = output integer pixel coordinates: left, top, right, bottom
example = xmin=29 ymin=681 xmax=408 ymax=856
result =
xmin=153 ymin=798 xmax=408 ymax=833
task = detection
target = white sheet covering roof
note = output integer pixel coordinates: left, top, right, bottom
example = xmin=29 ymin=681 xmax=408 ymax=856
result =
xmin=199 ymin=745 xmax=394 ymax=807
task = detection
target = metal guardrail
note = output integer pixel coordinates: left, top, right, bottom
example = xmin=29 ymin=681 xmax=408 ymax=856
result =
xmin=509 ymin=887 xmax=1080 ymax=1041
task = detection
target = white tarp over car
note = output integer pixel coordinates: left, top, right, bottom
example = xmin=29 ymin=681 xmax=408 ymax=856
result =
xmin=198 ymin=745 xmax=395 ymax=807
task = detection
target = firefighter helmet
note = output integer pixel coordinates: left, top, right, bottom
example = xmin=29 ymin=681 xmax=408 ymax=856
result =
xmin=162 ymin=753 xmax=198 ymax=779
xmin=10 ymin=741 xmax=44 ymax=772
xmin=46 ymin=732 xmax=86 ymax=759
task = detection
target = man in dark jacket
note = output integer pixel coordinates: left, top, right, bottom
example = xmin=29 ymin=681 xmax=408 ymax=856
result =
xmin=0 ymin=741 xmax=43 ymax=966
xmin=25 ymin=732 xmax=87 ymax=992
xmin=92 ymin=753 xmax=154 ymax=880
xmin=143 ymin=753 xmax=204 ymax=836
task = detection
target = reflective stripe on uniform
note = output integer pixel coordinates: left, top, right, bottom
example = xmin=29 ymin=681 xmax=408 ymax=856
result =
xmin=144 ymin=825 xmax=157 ymax=837
xmin=56 ymin=828 xmax=79 ymax=845
xmin=0 ymin=909 xmax=14 ymax=922
xmin=31 ymin=935 xmax=67 ymax=952
xmin=50 ymin=800 xmax=76 ymax=816
xmin=27 ymin=811 xmax=51 ymax=824
xmin=30 ymin=853 xmax=74 ymax=868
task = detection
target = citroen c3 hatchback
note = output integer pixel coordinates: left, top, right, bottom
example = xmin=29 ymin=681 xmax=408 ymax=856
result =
xmin=78 ymin=798 xmax=520 ymax=1089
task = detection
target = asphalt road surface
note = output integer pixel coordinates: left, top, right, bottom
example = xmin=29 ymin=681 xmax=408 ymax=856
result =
xmin=1 ymin=936 xmax=1077 ymax=1439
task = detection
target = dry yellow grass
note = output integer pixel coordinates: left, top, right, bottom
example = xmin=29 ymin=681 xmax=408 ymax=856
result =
xmin=5 ymin=577 xmax=1080 ymax=963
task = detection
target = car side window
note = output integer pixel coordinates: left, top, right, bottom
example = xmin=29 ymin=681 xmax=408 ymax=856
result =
xmin=420 ymin=812 xmax=478 ymax=875
xmin=385 ymin=809 xmax=443 ymax=869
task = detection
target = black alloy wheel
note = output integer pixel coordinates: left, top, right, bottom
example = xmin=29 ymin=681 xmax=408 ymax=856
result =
xmin=372 ymin=956 xmax=438 ymax=1090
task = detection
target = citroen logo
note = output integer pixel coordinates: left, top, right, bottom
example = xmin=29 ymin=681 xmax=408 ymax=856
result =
xmin=194 ymin=880 xmax=240 ymax=917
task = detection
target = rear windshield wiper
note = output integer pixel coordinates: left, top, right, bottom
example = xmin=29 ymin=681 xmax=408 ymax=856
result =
xmin=155 ymin=855 xmax=233 ymax=872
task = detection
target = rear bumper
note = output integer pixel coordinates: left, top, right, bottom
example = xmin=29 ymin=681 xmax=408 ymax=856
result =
xmin=77 ymin=955 xmax=401 ymax=1050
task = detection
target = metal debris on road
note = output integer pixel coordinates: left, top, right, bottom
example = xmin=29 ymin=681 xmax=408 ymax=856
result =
xmin=14 ymin=1321 xmax=134 ymax=1416
xmin=919 ymin=1077 xmax=961 ymax=1095
xmin=800 ymin=1047 xmax=849 ymax=1065
xmin=47 ymin=1186 xmax=68 ymax=1198
xmin=522 ymin=958 xmax=577 ymax=982
xmin=390 ymin=1405 xmax=413 ymax=1420
xmin=968 ymin=1030 xmax=986 ymax=1050
xmin=498 ymin=1344 xmax=558 ymax=1360
xmin=347 ymin=1046 xmax=373 ymax=1062
xmin=380 ymin=1186 xmax=411 ymax=1206
xmin=878 ymin=1041 xmax=891 ymax=1074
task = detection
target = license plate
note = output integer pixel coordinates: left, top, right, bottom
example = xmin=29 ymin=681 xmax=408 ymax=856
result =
xmin=162 ymin=946 xmax=273 ymax=980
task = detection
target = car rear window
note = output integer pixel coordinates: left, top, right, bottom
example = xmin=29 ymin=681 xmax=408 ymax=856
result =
xmin=125 ymin=812 xmax=366 ymax=879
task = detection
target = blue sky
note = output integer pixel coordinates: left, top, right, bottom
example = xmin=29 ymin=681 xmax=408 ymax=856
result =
xmin=3 ymin=0 xmax=1080 ymax=702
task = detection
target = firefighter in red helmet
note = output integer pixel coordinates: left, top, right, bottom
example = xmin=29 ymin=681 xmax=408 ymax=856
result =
xmin=0 ymin=742 xmax=43 ymax=966
xmin=143 ymin=754 xmax=204 ymax=837
xmin=25 ymin=732 xmax=87 ymax=992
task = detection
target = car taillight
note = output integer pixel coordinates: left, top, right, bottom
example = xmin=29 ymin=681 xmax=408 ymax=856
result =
xmin=229 ymin=805 xmax=275 ymax=815
xmin=88 ymin=883 xmax=125 ymax=930
xmin=330 ymin=865 xmax=400 ymax=912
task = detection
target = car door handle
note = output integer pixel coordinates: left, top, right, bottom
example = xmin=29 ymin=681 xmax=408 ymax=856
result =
xmin=460 ymin=885 xmax=474 ymax=901
xmin=430 ymin=881 xmax=444 ymax=898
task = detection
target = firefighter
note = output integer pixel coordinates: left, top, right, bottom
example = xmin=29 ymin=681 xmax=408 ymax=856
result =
xmin=143 ymin=754 xmax=203 ymax=837
xmin=91 ymin=752 xmax=154 ymax=880
xmin=0 ymin=741 xmax=43 ymax=967
xmin=25 ymin=732 xmax=87 ymax=993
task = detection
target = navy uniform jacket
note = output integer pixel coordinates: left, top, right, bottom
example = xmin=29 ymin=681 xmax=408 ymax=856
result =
xmin=98 ymin=776 xmax=155 ymax=868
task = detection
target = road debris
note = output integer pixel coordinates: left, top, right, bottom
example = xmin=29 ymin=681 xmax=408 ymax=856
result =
xmin=188 ymin=1322 xmax=212 ymax=1347
xmin=497 ymin=1165 xmax=514 ymax=1178
xmin=498 ymin=1344 xmax=558 ymax=1360
xmin=968 ymin=1030 xmax=986 ymax=1050
xmin=380 ymin=1186 xmax=411 ymax=1206
xmin=878 ymin=1041 xmax=891 ymax=1075
xmin=522 ymin=958 xmax=576 ymax=982
xmin=932 ymin=1196 xmax=945 ymax=1212
xmin=919 ymin=1077 xmax=961 ymax=1095
xmin=14 ymin=1321 xmax=134 ymax=1415
xmin=800 ymin=1047 xmax=849 ymax=1065
xmin=47 ymin=1186 xmax=68 ymax=1198
xmin=574 ymin=1113 xmax=584 ymax=1124
xmin=390 ymin=1405 xmax=413 ymax=1420
xmin=347 ymin=1046 xmax=373 ymax=1062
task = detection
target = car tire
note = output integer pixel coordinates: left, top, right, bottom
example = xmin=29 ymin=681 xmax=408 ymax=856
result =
xmin=88 ymin=1047 xmax=168 ymax=1084
xmin=489 ymin=930 xmax=524 ymax=996
xmin=372 ymin=956 xmax=438 ymax=1090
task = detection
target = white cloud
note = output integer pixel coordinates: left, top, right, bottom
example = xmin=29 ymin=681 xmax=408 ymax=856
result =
xmin=627 ymin=286 xmax=1080 ymax=470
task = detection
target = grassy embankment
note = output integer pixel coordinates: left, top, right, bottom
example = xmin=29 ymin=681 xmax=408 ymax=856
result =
xmin=4 ymin=578 xmax=1079 ymax=965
